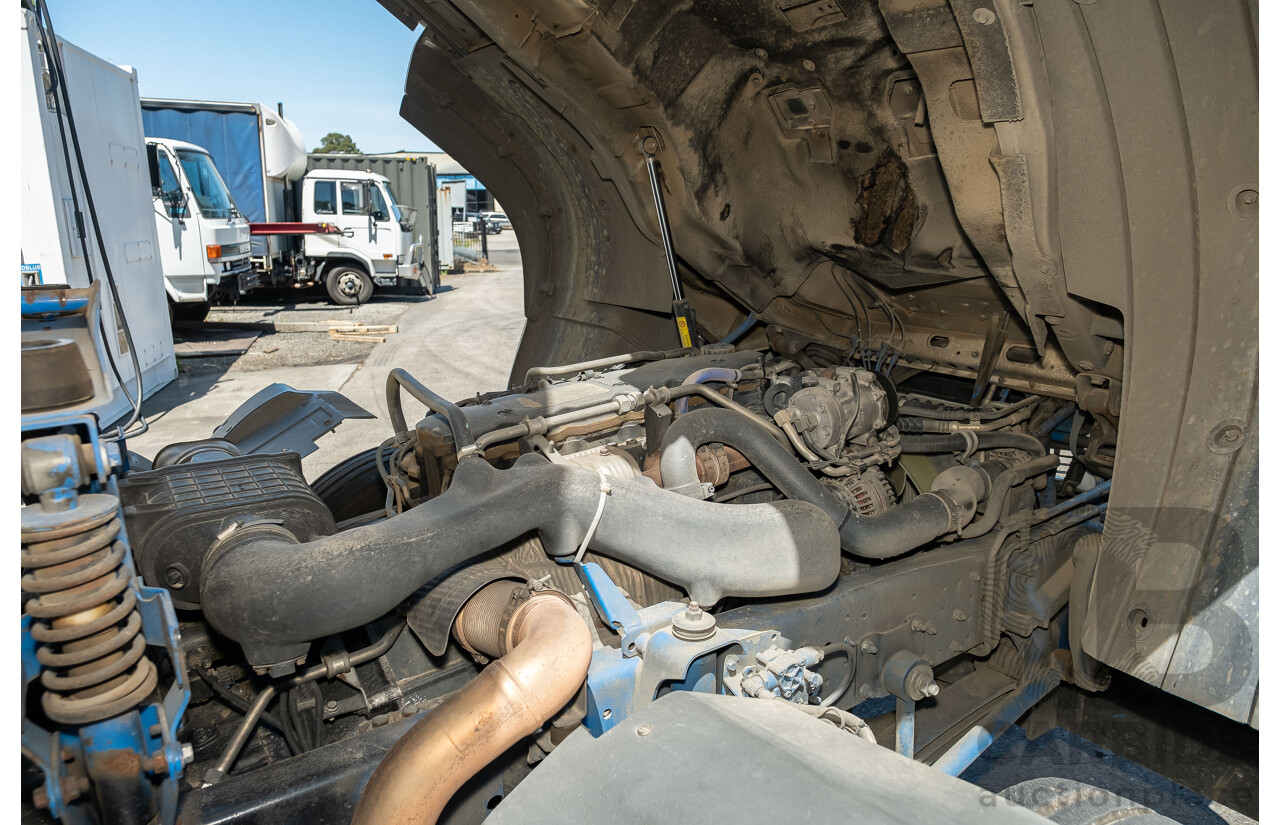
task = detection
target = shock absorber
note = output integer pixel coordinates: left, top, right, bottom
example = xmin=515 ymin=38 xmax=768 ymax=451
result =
xmin=21 ymin=435 xmax=157 ymax=725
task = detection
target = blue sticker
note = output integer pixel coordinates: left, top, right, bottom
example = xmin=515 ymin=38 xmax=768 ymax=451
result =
xmin=21 ymin=263 xmax=43 ymax=285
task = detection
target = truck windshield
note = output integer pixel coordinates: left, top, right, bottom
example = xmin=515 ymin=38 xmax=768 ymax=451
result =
xmin=176 ymin=149 xmax=237 ymax=219
xmin=375 ymin=182 xmax=402 ymax=223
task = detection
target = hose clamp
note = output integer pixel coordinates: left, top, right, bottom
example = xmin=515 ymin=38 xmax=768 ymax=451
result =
xmin=928 ymin=490 xmax=968 ymax=535
xmin=503 ymin=586 xmax=578 ymax=656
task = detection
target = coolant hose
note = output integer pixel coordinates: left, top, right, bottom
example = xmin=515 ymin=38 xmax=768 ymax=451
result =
xmin=673 ymin=368 xmax=742 ymax=415
xmin=900 ymin=432 xmax=1046 ymax=457
xmin=352 ymin=585 xmax=591 ymax=825
xmin=958 ymin=454 xmax=1061 ymax=539
xmin=660 ymin=407 xmax=845 ymax=519
xmin=200 ymin=453 xmax=839 ymax=669
xmin=659 ymin=408 xmax=975 ymax=560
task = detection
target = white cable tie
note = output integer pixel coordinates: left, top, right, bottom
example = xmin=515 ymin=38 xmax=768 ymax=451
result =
xmin=574 ymin=471 xmax=612 ymax=565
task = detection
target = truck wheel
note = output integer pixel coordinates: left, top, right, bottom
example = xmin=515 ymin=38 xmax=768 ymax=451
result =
xmin=171 ymin=300 xmax=210 ymax=323
xmin=326 ymin=266 xmax=374 ymax=305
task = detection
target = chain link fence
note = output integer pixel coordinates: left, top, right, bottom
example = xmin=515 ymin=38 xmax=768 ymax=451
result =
xmin=451 ymin=217 xmax=489 ymax=264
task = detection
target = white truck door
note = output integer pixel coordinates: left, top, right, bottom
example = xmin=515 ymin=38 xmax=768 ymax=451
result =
xmin=148 ymin=143 xmax=206 ymax=302
xmin=334 ymin=180 xmax=384 ymax=266
xmin=369 ymin=182 xmax=404 ymax=264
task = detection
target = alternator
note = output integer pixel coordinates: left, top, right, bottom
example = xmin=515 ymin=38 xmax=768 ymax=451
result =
xmin=822 ymin=467 xmax=896 ymax=517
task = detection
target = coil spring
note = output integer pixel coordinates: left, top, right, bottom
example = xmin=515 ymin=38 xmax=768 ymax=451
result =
xmin=22 ymin=493 xmax=157 ymax=725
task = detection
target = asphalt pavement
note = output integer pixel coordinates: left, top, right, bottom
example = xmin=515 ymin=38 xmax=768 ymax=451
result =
xmin=125 ymin=232 xmax=526 ymax=480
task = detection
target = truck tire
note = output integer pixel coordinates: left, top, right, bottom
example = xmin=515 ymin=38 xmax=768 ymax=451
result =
xmin=326 ymin=266 xmax=374 ymax=305
xmin=170 ymin=300 xmax=210 ymax=323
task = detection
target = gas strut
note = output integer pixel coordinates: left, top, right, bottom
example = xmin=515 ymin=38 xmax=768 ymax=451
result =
xmin=641 ymin=135 xmax=700 ymax=349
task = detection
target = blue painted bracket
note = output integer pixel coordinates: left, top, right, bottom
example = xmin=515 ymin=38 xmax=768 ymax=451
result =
xmin=576 ymin=563 xmax=642 ymax=638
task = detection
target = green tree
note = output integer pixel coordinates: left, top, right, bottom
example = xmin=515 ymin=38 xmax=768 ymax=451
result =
xmin=313 ymin=132 xmax=360 ymax=154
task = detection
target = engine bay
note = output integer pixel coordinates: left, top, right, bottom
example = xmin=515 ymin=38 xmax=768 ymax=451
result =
xmin=22 ymin=338 xmax=1114 ymax=824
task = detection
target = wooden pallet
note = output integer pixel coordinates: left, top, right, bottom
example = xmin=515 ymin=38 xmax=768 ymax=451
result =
xmin=328 ymin=322 xmax=398 ymax=343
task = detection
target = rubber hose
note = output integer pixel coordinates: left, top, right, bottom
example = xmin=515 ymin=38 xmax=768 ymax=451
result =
xmin=959 ymin=454 xmax=1061 ymax=539
xmin=900 ymin=432 xmax=1046 ymax=457
xmin=659 ymin=408 xmax=965 ymax=560
xmin=818 ymin=642 xmax=857 ymax=708
xmin=673 ymin=368 xmax=742 ymax=415
xmin=898 ymin=395 xmax=1039 ymax=421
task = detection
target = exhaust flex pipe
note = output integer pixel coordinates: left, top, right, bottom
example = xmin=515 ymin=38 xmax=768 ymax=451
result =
xmin=201 ymin=453 xmax=840 ymax=670
xmin=352 ymin=583 xmax=591 ymax=825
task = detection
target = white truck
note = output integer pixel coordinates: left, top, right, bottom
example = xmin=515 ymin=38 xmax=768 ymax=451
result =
xmin=20 ymin=6 xmax=176 ymax=425
xmin=141 ymin=99 xmax=430 ymax=305
xmin=146 ymin=137 xmax=254 ymax=320
xmin=295 ymin=168 xmax=424 ymax=304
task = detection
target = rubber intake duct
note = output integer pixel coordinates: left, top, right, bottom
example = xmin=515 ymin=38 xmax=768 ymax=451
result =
xmin=658 ymin=408 xmax=1036 ymax=560
xmin=200 ymin=453 xmax=840 ymax=670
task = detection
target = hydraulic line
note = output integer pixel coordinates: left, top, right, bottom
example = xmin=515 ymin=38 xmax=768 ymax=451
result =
xmin=818 ymin=642 xmax=858 ymax=708
xmin=523 ymin=347 xmax=695 ymax=386
xmin=465 ymin=383 xmax=788 ymax=458
xmin=386 ymin=368 xmax=473 ymax=450
xmin=897 ymin=395 xmax=1039 ymax=421
xmin=203 ymin=621 xmax=406 ymax=784
xmin=899 ymin=431 xmax=1046 ymax=457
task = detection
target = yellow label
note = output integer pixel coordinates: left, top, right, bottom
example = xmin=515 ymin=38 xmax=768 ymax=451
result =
xmin=676 ymin=316 xmax=692 ymax=348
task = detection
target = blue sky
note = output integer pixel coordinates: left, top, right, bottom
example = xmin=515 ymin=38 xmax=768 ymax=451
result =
xmin=47 ymin=0 xmax=443 ymax=154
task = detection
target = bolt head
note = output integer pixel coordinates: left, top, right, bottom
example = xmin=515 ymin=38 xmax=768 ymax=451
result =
xmin=636 ymin=723 xmax=653 ymax=737
xmin=165 ymin=565 xmax=187 ymax=589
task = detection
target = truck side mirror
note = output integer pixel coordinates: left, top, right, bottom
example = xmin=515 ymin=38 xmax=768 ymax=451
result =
xmin=146 ymin=144 xmax=162 ymax=197
xmin=165 ymin=190 xmax=189 ymax=219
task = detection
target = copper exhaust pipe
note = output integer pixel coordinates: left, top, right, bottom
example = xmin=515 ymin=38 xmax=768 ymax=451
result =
xmin=352 ymin=584 xmax=592 ymax=825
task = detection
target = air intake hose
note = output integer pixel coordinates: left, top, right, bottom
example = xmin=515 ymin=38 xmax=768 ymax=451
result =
xmin=201 ymin=453 xmax=839 ymax=670
xmin=659 ymin=408 xmax=1010 ymax=560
